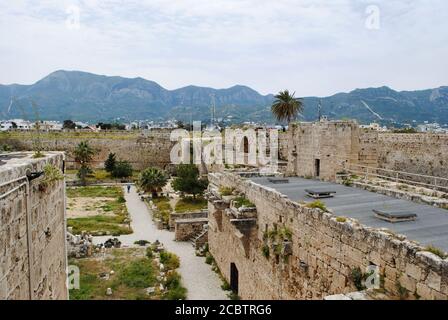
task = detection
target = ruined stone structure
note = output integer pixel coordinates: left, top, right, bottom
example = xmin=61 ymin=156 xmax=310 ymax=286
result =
xmin=0 ymin=130 xmax=175 ymax=170
xmin=207 ymin=172 xmax=448 ymax=300
xmin=286 ymin=121 xmax=361 ymax=180
xmin=174 ymin=218 xmax=208 ymax=242
xmin=0 ymin=152 xmax=68 ymax=300
xmin=286 ymin=121 xmax=448 ymax=182
xmin=169 ymin=210 xmax=208 ymax=230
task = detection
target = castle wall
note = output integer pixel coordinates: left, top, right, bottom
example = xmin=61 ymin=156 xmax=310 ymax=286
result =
xmin=208 ymin=172 xmax=448 ymax=300
xmin=375 ymin=133 xmax=448 ymax=177
xmin=285 ymin=122 xmax=448 ymax=182
xmin=0 ymin=130 xmax=175 ymax=170
xmin=286 ymin=121 xmax=360 ymax=180
xmin=0 ymin=152 xmax=67 ymax=300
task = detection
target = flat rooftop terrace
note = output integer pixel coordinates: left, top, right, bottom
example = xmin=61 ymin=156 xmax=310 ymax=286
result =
xmin=250 ymin=176 xmax=448 ymax=252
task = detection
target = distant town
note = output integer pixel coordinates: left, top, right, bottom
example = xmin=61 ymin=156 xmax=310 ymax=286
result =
xmin=1 ymin=117 xmax=448 ymax=134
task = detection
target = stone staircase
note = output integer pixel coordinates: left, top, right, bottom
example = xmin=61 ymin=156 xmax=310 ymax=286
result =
xmin=189 ymin=228 xmax=208 ymax=249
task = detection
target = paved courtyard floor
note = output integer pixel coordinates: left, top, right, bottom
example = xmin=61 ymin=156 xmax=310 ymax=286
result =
xmin=93 ymin=185 xmax=228 ymax=300
xmin=251 ymin=176 xmax=448 ymax=251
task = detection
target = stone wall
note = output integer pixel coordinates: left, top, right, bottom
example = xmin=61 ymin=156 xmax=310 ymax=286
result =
xmin=0 ymin=130 xmax=175 ymax=170
xmin=174 ymin=218 xmax=208 ymax=241
xmin=286 ymin=121 xmax=448 ymax=183
xmin=286 ymin=121 xmax=360 ymax=180
xmin=0 ymin=152 xmax=68 ymax=300
xmin=207 ymin=172 xmax=448 ymax=300
xmin=278 ymin=133 xmax=289 ymax=161
xmin=375 ymin=133 xmax=448 ymax=178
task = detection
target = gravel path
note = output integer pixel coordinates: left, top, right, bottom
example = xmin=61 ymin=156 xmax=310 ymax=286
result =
xmin=93 ymin=185 xmax=228 ymax=300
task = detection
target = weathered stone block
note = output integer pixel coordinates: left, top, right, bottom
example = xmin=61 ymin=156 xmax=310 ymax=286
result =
xmin=426 ymin=271 xmax=442 ymax=291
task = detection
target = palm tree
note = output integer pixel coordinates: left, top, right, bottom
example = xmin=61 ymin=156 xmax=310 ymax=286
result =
xmin=271 ymin=90 xmax=304 ymax=124
xmin=138 ymin=167 xmax=168 ymax=198
xmin=74 ymin=141 xmax=94 ymax=165
xmin=74 ymin=141 xmax=94 ymax=185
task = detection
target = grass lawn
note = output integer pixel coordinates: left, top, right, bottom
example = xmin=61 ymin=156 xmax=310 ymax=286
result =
xmin=67 ymin=213 xmax=131 ymax=236
xmin=67 ymin=186 xmax=123 ymax=198
xmin=67 ymin=186 xmax=132 ymax=236
xmin=69 ymin=247 xmax=187 ymax=300
xmin=66 ymin=169 xmax=140 ymax=183
xmin=175 ymin=196 xmax=207 ymax=213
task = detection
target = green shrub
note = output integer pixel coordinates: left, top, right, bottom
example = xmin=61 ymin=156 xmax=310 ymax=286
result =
xmin=262 ymin=245 xmax=270 ymax=259
xmin=336 ymin=217 xmax=347 ymax=223
xmin=278 ymin=227 xmax=292 ymax=240
xmin=350 ymin=267 xmax=367 ymax=291
xmin=134 ymin=240 xmax=150 ymax=246
xmin=305 ymin=200 xmax=328 ymax=212
xmin=117 ymin=195 xmax=126 ymax=203
xmin=233 ymin=196 xmax=255 ymax=208
xmin=221 ymin=280 xmax=231 ymax=291
xmin=228 ymin=292 xmax=241 ymax=300
xmin=425 ymin=245 xmax=447 ymax=258
xmin=205 ymin=253 xmax=214 ymax=265
xmin=146 ymin=247 xmax=153 ymax=258
xmin=160 ymin=251 xmax=180 ymax=270
xmin=39 ymin=164 xmax=64 ymax=191
xmin=104 ymin=153 xmax=117 ymax=172
xmin=163 ymin=272 xmax=187 ymax=300
xmin=219 ymin=187 xmax=234 ymax=196
xmin=112 ymin=161 xmax=133 ymax=178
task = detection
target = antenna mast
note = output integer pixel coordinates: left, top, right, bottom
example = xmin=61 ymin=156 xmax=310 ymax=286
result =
xmin=318 ymin=99 xmax=322 ymax=121
xmin=210 ymin=94 xmax=216 ymax=127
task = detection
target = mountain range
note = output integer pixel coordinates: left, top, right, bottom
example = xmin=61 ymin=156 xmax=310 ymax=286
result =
xmin=1 ymin=70 xmax=447 ymax=124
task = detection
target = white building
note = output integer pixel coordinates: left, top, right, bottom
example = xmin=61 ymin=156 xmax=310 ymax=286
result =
xmin=359 ymin=122 xmax=388 ymax=131
xmin=417 ymin=122 xmax=447 ymax=133
xmin=40 ymin=121 xmax=63 ymax=131
xmin=0 ymin=121 xmax=14 ymax=131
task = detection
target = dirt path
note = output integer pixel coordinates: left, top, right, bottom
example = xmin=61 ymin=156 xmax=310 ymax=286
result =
xmin=93 ymin=185 xmax=228 ymax=300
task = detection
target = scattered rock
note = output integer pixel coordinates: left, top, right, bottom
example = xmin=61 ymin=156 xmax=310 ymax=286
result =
xmin=145 ymin=287 xmax=155 ymax=295
xmin=99 ymin=272 xmax=109 ymax=280
xmin=106 ymin=288 xmax=112 ymax=296
xmin=104 ymin=238 xmax=121 ymax=248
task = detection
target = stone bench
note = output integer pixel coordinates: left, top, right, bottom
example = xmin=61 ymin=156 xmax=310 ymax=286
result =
xmin=373 ymin=209 xmax=417 ymax=223
xmin=267 ymin=177 xmax=289 ymax=184
xmin=305 ymin=189 xmax=336 ymax=199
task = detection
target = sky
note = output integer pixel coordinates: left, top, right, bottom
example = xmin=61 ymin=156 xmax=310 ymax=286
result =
xmin=0 ymin=0 xmax=447 ymax=97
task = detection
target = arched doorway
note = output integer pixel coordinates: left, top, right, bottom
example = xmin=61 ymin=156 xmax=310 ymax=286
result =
xmin=230 ymin=263 xmax=239 ymax=294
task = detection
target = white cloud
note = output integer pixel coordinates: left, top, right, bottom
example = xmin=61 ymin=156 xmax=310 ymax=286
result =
xmin=0 ymin=0 xmax=447 ymax=96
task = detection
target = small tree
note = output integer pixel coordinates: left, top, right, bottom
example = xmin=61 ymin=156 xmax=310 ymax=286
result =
xmin=172 ymin=164 xmax=207 ymax=199
xmin=63 ymin=120 xmax=76 ymax=130
xmin=104 ymin=153 xmax=117 ymax=172
xmin=74 ymin=141 xmax=94 ymax=185
xmin=112 ymin=161 xmax=133 ymax=178
xmin=138 ymin=167 xmax=168 ymax=198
